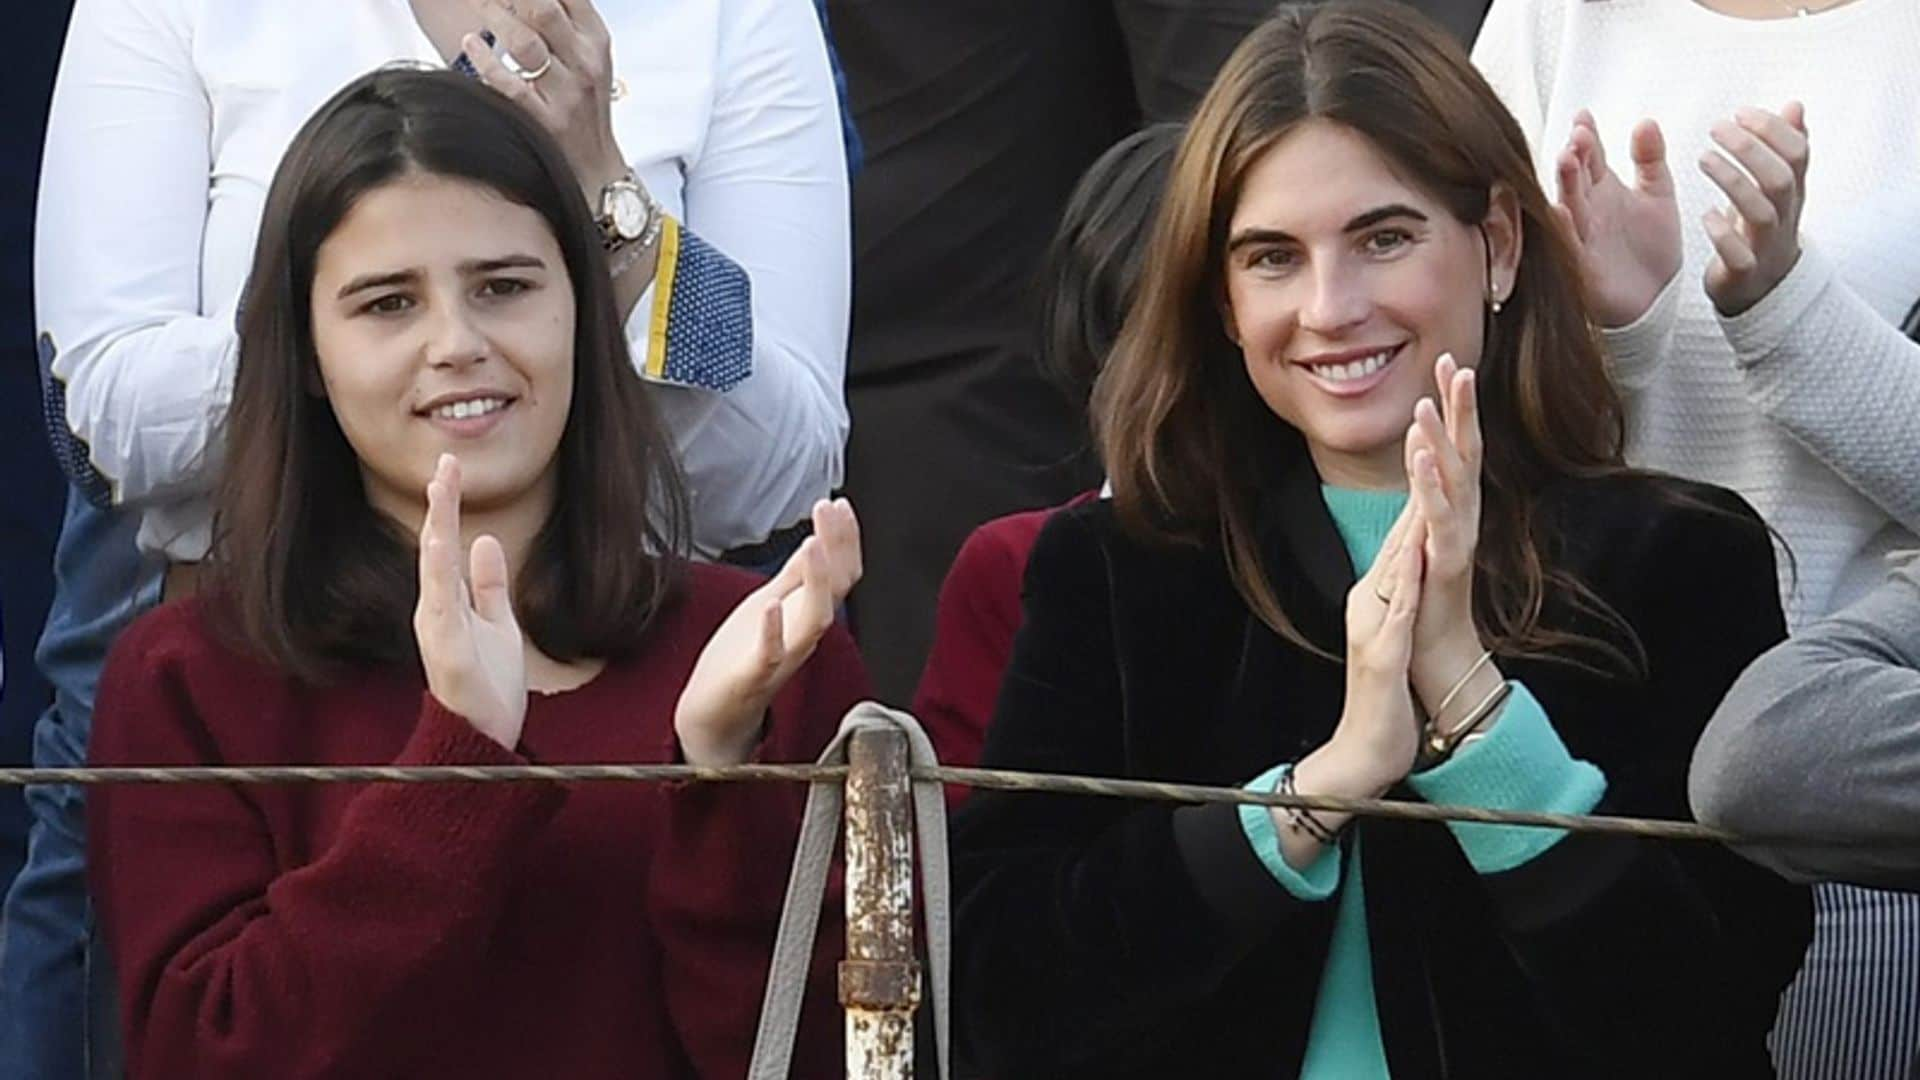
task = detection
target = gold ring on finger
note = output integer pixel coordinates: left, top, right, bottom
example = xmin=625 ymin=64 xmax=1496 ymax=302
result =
xmin=509 ymin=53 xmax=554 ymax=81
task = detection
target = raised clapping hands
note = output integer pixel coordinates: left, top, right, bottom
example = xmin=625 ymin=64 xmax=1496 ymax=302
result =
xmin=1698 ymin=103 xmax=1808 ymax=317
xmin=1556 ymin=103 xmax=1811 ymax=324
xmin=1329 ymin=354 xmax=1492 ymax=791
xmin=1555 ymin=110 xmax=1682 ymax=329
xmin=414 ymin=454 xmax=530 ymax=751
xmin=461 ymin=0 xmax=631 ymax=198
xmin=1402 ymin=353 xmax=1492 ymax=721
xmin=674 ymin=499 xmax=863 ymax=767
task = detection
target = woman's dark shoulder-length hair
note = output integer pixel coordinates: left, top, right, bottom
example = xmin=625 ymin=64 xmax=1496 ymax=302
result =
xmin=209 ymin=66 xmax=690 ymax=685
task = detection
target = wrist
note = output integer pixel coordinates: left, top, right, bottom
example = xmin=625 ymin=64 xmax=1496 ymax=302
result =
xmin=1411 ymin=630 xmax=1489 ymax=714
xmin=1313 ymin=727 xmax=1408 ymax=798
xmin=580 ymin=144 xmax=631 ymax=203
xmin=674 ymin=707 xmax=767 ymax=768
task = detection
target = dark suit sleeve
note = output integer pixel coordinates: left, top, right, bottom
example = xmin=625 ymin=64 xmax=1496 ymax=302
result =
xmin=950 ymin=511 xmax=1326 ymax=1073
xmin=1476 ymin=489 xmax=1810 ymax=1065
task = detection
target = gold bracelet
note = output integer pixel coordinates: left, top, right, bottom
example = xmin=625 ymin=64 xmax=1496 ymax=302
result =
xmin=1422 ymin=679 xmax=1513 ymax=765
xmin=1431 ymin=649 xmax=1493 ymax=725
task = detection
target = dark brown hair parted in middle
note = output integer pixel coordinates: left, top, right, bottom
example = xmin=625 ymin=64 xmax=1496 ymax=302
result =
xmin=1093 ymin=1 xmax=1653 ymax=671
xmin=209 ymin=67 xmax=689 ymax=685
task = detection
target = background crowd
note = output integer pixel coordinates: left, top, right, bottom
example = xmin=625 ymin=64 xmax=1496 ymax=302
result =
xmin=2 ymin=0 xmax=1918 ymax=1078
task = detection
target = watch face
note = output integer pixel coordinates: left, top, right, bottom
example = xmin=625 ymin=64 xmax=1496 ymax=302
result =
xmin=610 ymin=187 xmax=646 ymax=240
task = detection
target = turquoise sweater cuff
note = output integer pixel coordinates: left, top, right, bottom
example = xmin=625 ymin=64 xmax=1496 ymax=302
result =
xmin=1406 ymin=683 xmax=1607 ymax=874
xmin=1239 ymin=765 xmax=1341 ymax=900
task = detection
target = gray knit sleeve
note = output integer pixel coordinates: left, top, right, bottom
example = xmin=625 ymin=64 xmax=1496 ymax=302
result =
xmin=1689 ymin=556 xmax=1920 ymax=886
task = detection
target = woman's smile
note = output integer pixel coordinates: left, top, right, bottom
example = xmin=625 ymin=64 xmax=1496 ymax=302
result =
xmin=1291 ymin=341 xmax=1408 ymax=398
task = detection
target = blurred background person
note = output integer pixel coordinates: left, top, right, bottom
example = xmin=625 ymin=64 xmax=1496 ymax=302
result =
xmin=1474 ymin=1 xmax=1920 ymax=1075
xmin=1693 ymin=555 xmax=1920 ymax=890
xmin=913 ymin=121 xmax=1177 ymax=783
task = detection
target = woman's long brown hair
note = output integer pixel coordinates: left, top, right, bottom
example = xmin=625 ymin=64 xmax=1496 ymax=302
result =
xmin=208 ymin=69 xmax=689 ymax=685
xmin=1095 ymin=2 xmax=1648 ymax=671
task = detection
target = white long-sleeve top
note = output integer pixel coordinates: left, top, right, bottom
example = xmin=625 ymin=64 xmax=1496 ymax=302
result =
xmin=1473 ymin=0 xmax=1920 ymax=628
xmin=36 ymin=0 xmax=850 ymax=559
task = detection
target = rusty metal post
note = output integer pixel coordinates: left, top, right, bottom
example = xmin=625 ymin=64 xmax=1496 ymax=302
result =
xmin=841 ymin=726 xmax=918 ymax=1078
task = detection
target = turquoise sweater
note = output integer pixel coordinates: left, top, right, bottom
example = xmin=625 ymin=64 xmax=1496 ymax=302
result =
xmin=1237 ymin=486 xmax=1607 ymax=1077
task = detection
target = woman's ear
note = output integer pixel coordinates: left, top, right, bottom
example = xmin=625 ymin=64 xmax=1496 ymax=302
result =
xmin=1483 ymin=182 xmax=1524 ymax=307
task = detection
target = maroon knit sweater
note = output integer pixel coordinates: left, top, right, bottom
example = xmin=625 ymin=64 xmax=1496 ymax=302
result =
xmin=88 ymin=564 xmax=868 ymax=1080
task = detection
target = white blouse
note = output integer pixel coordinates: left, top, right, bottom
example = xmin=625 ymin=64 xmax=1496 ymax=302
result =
xmin=36 ymin=0 xmax=851 ymax=558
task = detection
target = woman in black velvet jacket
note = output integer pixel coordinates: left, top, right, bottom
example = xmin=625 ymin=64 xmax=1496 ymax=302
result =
xmin=951 ymin=5 xmax=1811 ymax=1078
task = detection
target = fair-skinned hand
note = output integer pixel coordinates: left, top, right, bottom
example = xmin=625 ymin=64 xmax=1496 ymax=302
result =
xmin=1698 ymin=102 xmax=1809 ymax=317
xmin=413 ymin=454 xmax=529 ymax=751
xmin=1401 ymin=354 xmax=1492 ymax=720
xmin=461 ymin=0 xmax=630 ymax=200
xmin=1327 ymin=502 xmax=1427 ymax=791
xmin=674 ymin=499 xmax=863 ymax=767
xmin=1554 ymin=110 xmax=1682 ymax=329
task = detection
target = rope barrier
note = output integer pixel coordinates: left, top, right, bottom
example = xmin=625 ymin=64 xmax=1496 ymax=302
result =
xmin=0 ymin=760 xmax=1874 ymax=847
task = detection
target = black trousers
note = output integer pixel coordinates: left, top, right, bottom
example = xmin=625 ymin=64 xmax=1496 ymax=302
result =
xmin=831 ymin=0 xmax=1489 ymax=701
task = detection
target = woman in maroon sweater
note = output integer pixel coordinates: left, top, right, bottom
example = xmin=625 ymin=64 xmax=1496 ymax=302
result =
xmin=86 ymin=69 xmax=867 ymax=1079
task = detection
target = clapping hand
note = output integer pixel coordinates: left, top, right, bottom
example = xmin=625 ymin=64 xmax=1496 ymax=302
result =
xmin=1698 ymin=103 xmax=1809 ymax=317
xmin=1333 ymin=502 xmax=1427 ymax=789
xmin=1553 ymin=110 xmax=1682 ymax=329
xmin=1402 ymin=354 xmax=1492 ymax=717
xmin=413 ymin=454 xmax=529 ymax=751
xmin=674 ymin=499 xmax=863 ymax=767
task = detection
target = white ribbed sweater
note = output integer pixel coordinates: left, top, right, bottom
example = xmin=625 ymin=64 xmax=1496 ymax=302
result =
xmin=1473 ymin=0 xmax=1920 ymax=629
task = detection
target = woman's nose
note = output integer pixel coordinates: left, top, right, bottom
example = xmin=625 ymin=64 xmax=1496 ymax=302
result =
xmin=425 ymin=302 xmax=489 ymax=369
xmin=1298 ymin=260 xmax=1370 ymax=335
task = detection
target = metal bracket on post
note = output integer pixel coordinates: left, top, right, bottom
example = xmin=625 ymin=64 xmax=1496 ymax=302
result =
xmin=842 ymin=725 xmax=918 ymax=1078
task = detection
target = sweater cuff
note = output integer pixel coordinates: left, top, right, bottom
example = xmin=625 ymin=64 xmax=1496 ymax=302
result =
xmin=1406 ymin=683 xmax=1607 ymax=874
xmin=402 ymin=695 xmax=534 ymax=767
xmin=635 ymin=218 xmax=753 ymax=393
xmin=1237 ymin=765 xmax=1340 ymax=901
xmin=1599 ymin=269 xmax=1681 ymax=390
xmin=360 ymin=695 xmax=567 ymax=871
xmin=1720 ymin=241 xmax=1836 ymax=368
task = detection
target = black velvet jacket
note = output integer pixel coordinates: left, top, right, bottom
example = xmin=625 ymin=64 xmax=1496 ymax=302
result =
xmin=952 ymin=467 xmax=1812 ymax=1078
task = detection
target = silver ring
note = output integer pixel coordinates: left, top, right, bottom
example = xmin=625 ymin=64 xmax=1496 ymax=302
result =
xmin=512 ymin=54 xmax=554 ymax=81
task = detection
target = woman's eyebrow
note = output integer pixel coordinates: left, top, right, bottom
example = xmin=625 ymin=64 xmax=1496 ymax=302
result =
xmin=1226 ymin=204 xmax=1430 ymax=253
xmin=336 ymin=269 xmax=417 ymax=299
xmin=460 ymin=254 xmax=547 ymax=274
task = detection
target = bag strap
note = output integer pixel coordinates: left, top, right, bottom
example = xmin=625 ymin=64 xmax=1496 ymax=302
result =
xmin=748 ymin=702 xmax=951 ymax=1079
